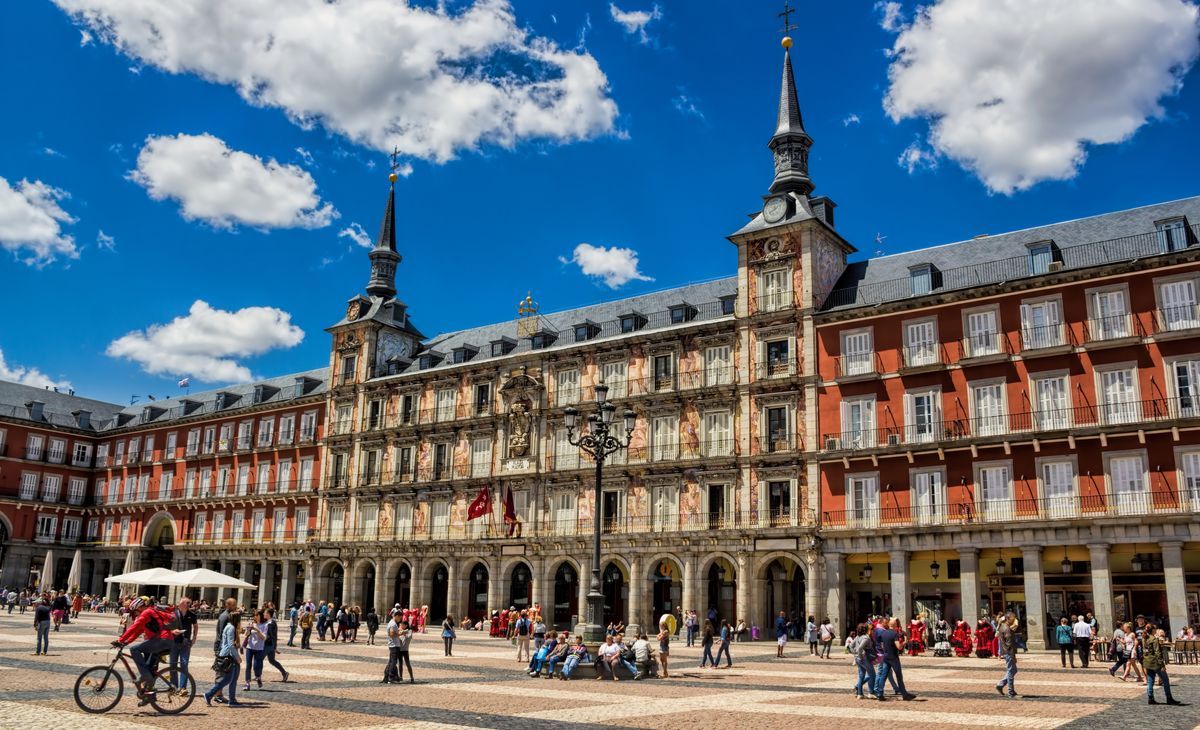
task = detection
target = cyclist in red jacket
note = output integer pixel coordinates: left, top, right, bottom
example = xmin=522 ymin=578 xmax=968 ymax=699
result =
xmin=112 ymin=597 xmax=176 ymax=704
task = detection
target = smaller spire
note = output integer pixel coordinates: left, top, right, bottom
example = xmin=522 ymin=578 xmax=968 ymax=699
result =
xmin=768 ymin=37 xmax=815 ymax=197
xmin=365 ymin=156 xmax=403 ymax=299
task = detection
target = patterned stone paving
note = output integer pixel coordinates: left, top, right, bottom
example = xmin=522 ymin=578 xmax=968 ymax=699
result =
xmin=0 ymin=612 xmax=1197 ymax=729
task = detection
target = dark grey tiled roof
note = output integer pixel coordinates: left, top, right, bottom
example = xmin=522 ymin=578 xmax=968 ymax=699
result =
xmin=822 ymin=195 xmax=1200 ymax=311
xmin=397 ymin=277 xmax=738 ymax=376
xmin=0 ymin=380 xmax=124 ymax=432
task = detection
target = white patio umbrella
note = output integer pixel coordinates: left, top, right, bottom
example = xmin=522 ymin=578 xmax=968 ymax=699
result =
xmin=103 ymin=567 xmax=181 ymax=585
xmin=167 ymin=567 xmax=255 ymax=589
xmin=41 ymin=549 xmax=55 ymax=591
xmin=66 ymin=549 xmax=82 ymax=592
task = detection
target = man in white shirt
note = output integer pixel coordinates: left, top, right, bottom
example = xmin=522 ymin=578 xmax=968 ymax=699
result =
xmin=381 ymin=612 xmax=400 ymax=684
xmin=1072 ymin=615 xmax=1093 ymax=668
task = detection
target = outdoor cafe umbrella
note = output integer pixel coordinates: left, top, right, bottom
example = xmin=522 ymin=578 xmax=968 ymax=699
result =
xmin=41 ymin=549 xmax=55 ymax=591
xmin=103 ymin=567 xmax=181 ymax=586
xmin=167 ymin=567 xmax=255 ymax=589
xmin=66 ymin=549 xmax=82 ymax=592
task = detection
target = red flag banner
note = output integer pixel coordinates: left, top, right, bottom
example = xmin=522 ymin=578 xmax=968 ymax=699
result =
xmin=503 ymin=485 xmax=517 ymax=524
xmin=467 ymin=485 xmax=491 ymax=521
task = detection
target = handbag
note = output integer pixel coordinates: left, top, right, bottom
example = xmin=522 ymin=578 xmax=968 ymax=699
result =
xmin=212 ymin=654 xmax=234 ymax=674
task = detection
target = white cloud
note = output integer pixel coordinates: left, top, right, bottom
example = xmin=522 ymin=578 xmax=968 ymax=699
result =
xmin=294 ymin=147 xmax=315 ymax=167
xmin=561 ymin=242 xmax=652 ymax=288
xmin=42 ymin=147 xmax=65 ymax=158
xmin=56 ymin=0 xmax=619 ymax=163
xmin=875 ymin=1 xmax=905 ymax=32
xmin=129 ymin=133 xmax=337 ymax=229
xmin=78 ymin=28 xmax=92 ymax=45
xmin=106 ymin=300 xmax=304 ymax=383
xmin=843 ymin=113 xmax=861 ymax=126
xmin=609 ymin=3 xmax=661 ymax=44
xmin=339 ymin=222 xmax=372 ymax=249
xmin=0 ymin=349 xmax=71 ymax=391
xmin=898 ymin=141 xmax=938 ymax=173
xmin=0 ymin=176 xmax=78 ymax=266
xmin=672 ymin=90 xmax=704 ymax=121
xmin=884 ymin=0 xmax=1200 ymax=194
xmin=96 ymin=229 xmax=116 ymax=251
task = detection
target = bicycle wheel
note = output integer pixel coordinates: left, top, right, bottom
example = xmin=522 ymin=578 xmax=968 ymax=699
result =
xmin=74 ymin=666 xmax=123 ymax=714
xmin=148 ymin=666 xmax=195 ymax=715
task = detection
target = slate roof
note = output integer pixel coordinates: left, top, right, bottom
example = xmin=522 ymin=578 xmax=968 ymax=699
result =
xmin=0 ymin=368 xmax=329 ymax=433
xmin=821 ymin=195 xmax=1200 ymax=311
xmin=0 ymin=381 xmax=124 ymax=432
xmin=395 ymin=277 xmax=738 ymax=376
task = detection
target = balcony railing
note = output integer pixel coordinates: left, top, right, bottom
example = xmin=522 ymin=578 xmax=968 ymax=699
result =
xmin=755 ymin=290 xmax=794 ymax=314
xmin=757 ymin=357 xmax=796 ymax=379
xmin=822 ymin=490 xmax=1200 ymax=531
xmin=1084 ymin=313 xmax=1143 ymax=344
xmin=959 ymin=332 xmax=1011 ymax=361
xmin=900 ymin=343 xmax=946 ymax=370
xmin=1155 ymin=303 xmax=1200 ymax=334
xmin=1020 ymin=322 xmax=1072 ymax=352
xmin=833 ymin=353 xmax=880 ymax=379
xmin=313 ymin=509 xmax=817 ymax=544
xmin=820 ymin=397 xmax=1200 ymax=453
xmin=824 ymin=223 xmax=1200 ymax=310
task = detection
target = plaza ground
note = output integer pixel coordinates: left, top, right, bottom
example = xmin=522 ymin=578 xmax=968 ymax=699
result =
xmin=0 ymin=611 xmax=1197 ymax=729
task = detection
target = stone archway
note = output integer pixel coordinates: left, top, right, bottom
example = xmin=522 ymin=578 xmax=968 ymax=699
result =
xmin=426 ymin=561 xmax=449 ymax=623
xmin=141 ymin=512 xmax=176 ymax=598
xmin=392 ymin=561 xmax=412 ymax=609
xmin=701 ymin=554 xmax=737 ymax=629
xmin=647 ymin=555 xmax=684 ymax=625
xmin=602 ymin=561 xmax=628 ymax=626
xmin=549 ymin=559 xmax=579 ymax=629
xmin=759 ymin=556 xmax=806 ymax=636
xmin=319 ymin=560 xmax=345 ymax=606
xmin=464 ymin=561 xmax=489 ymax=622
xmin=353 ymin=559 xmax=376 ymax=611
xmin=505 ymin=559 xmax=533 ymax=612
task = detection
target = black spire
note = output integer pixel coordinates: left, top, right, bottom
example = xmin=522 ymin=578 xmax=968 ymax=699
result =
xmin=768 ymin=41 xmax=814 ymax=197
xmin=366 ymin=174 xmax=402 ymax=299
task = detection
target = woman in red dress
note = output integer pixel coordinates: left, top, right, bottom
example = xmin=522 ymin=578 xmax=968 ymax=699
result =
xmin=974 ymin=618 xmax=994 ymax=658
xmin=952 ymin=619 xmax=973 ymax=657
xmin=497 ymin=609 xmax=510 ymax=638
xmin=907 ymin=615 xmax=927 ymax=656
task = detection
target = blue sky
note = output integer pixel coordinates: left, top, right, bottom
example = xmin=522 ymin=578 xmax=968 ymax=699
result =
xmin=2 ymin=0 xmax=1199 ymax=404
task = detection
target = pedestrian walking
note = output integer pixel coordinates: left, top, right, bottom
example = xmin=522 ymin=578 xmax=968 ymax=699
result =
xmin=657 ymin=619 xmax=671 ymax=678
xmin=716 ymin=619 xmax=734 ymax=667
xmin=514 ymin=610 xmax=532 ymax=662
xmin=1143 ymin=625 xmax=1183 ymax=705
xmin=1120 ymin=622 xmax=1145 ymax=683
xmin=1056 ymin=617 xmax=1075 ymax=668
xmin=33 ymin=598 xmax=51 ymax=655
xmin=263 ymin=608 xmax=289 ymax=683
xmin=203 ymin=611 xmax=242 ymax=707
xmin=850 ymin=622 xmax=876 ymax=699
xmin=807 ymin=615 xmax=819 ymax=655
xmin=365 ymin=607 xmax=380 ymax=645
xmin=169 ymin=597 xmax=198 ymax=689
xmin=994 ymin=612 xmax=1019 ymax=698
xmin=819 ymin=617 xmax=836 ymax=658
xmin=241 ymin=610 xmax=267 ymax=691
xmin=872 ymin=618 xmax=916 ymax=701
xmin=299 ymin=607 xmax=313 ymax=649
xmin=287 ymin=602 xmax=299 ymax=647
xmin=441 ymin=614 xmax=456 ymax=656
xmin=775 ymin=610 xmax=788 ymax=658
xmin=1072 ymin=615 xmax=1093 ymax=668
xmin=699 ymin=620 xmax=716 ymax=668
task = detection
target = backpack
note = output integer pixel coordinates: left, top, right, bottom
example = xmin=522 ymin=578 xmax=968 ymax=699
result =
xmin=299 ymin=612 xmax=313 ymax=629
xmin=517 ymin=618 xmax=530 ymax=636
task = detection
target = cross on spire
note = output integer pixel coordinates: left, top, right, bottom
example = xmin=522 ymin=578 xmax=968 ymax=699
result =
xmin=778 ymin=1 xmax=798 ymax=36
xmin=389 ymin=146 xmax=402 ymax=177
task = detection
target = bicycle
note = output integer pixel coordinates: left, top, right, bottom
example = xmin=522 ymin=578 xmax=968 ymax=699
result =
xmin=73 ymin=644 xmax=196 ymax=715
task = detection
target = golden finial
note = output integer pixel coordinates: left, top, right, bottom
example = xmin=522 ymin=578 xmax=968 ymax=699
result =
xmin=388 ymin=146 xmax=401 ymax=185
xmin=778 ymin=2 xmax=797 ymax=49
xmin=782 ymin=36 xmax=793 ymax=49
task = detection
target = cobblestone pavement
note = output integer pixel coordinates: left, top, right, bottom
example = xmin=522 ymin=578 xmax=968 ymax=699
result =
xmin=1 ymin=612 xmax=1197 ymax=729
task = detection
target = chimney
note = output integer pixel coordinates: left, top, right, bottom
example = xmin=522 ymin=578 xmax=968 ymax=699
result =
xmin=74 ymin=410 xmax=92 ymax=429
xmin=25 ymin=400 xmax=45 ymax=421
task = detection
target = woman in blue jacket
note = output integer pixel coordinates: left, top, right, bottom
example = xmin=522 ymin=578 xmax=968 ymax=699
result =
xmin=204 ymin=611 xmax=243 ymax=707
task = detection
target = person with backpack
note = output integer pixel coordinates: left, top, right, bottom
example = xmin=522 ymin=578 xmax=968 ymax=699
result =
xmin=850 ymin=622 xmax=877 ymax=699
xmin=298 ymin=607 xmax=314 ymax=649
xmin=819 ymin=618 xmax=836 ymax=658
xmin=1056 ymin=617 xmax=1075 ymax=668
xmin=365 ymin=607 xmax=380 ymax=645
xmin=1142 ymin=624 xmax=1183 ymax=705
xmin=514 ymin=610 xmax=532 ymax=662
xmin=112 ymin=596 xmax=176 ymax=706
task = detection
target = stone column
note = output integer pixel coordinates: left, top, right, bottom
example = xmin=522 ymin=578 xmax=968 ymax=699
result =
xmin=627 ymin=556 xmax=644 ymax=632
xmin=487 ymin=558 xmax=503 ymax=614
xmin=805 ymin=552 xmax=824 ymax=625
xmin=375 ymin=560 xmax=394 ymax=615
xmin=302 ymin=558 xmax=314 ymax=603
xmin=237 ymin=560 xmax=253 ymax=607
xmin=341 ymin=562 xmax=354 ymax=607
xmin=1088 ymin=543 xmax=1114 ymax=635
xmin=681 ymin=554 xmax=698 ymax=617
xmin=1020 ymin=546 xmax=1046 ymax=650
xmin=259 ymin=559 xmax=275 ymax=607
xmin=534 ymin=557 xmax=551 ymax=620
xmin=576 ymin=570 xmax=589 ymax=629
xmin=735 ymin=553 xmax=750 ymax=633
xmin=279 ymin=560 xmax=294 ymax=608
xmin=889 ymin=550 xmax=911 ymax=621
xmin=1161 ymin=541 xmax=1187 ymax=636
xmin=446 ymin=559 xmax=460 ymax=619
xmin=824 ymin=552 xmax=845 ymax=638
xmin=958 ymin=548 xmax=980 ymax=623
xmin=409 ymin=557 xmax=425 ymax=610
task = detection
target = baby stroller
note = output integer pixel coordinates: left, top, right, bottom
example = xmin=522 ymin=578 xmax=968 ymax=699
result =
xmin=932 ymin=622 xmax=952 ymax=657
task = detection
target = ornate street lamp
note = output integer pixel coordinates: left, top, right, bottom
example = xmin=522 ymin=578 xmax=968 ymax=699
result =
xmin=1060 ymin=547 xmax=1072 ymax=575
xmin=1130 ymin=553 xmax=1143 ymax=573
xmin=564 ymin=382 xmax=635 ymax=645
xmin=994 ymin=552 xmax=1007 ymax=576
xmin=930 ymin=551 xmax=941 ymax=580
xmin=863 ymin=562 xmax=874 ymax=581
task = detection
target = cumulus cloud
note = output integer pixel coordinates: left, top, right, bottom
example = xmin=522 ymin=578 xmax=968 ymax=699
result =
xmin=96 ymin=229 xmax=116 ymax=251
xmin=843 ymin=113 xmax=861 ymax=126
xmin=875 ymin=1 xmax=905 ymax=32
xmin=0 ymin=349 xmax=71 ymax=391
xmin=106 ymin=300 xmax=304 ymax=383
xmin=129 ymin=133 xmax=337 ymax=229
xmin=672 ymin=90 xmax=705 ymax=121
xmin=609 ymin=3 xmax=662 ymax=44
xmin=78 ymin=28 xmax=92 ymax=45
xmin=55 ymin=0 xmax=619 ymax=163
xmin=339 ymin=222 xmax=372 ymax=249
xmin=0 ymin=176 xmax=78 ymax=266
xmin=884 ymin=0 xmax=1200 ymax=194
xmin=560 ymin=243 xmax=652 ymax=288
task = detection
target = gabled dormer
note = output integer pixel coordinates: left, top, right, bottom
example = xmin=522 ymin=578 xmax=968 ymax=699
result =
xmin=573 ymin=320 xmax=601 ymax=342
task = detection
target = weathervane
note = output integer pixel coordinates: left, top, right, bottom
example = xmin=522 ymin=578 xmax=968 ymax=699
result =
xmin=389 ymin=146 xmax=402 ymax=184
xmin=778 ymin=1 xmax=798 ymax=36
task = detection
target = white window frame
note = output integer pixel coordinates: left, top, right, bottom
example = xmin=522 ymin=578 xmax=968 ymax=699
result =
xmin=556 ymin=368 xmax=580 ymax=406
xmin=602 ymin=361 xmax=627 ymax=399
xmin=841 ymin=396 xmax=876 ymax=449
xmin=846 ymin=472 xmax=880 ymax=529
xmin=1096 ymin=364 xmax=1140 ymax=425
xmin=1038 ymin=456 xmax=1078 ymax=519
xmin=759 ymin=267 xmax=790 ymax=312
xmin=974 ymin=460 xmax=1014 ymax=522
xmin=903 ymin=387 xmax=941 ymax=444
xmin=651 ymin=415 xmax=678 ymax=461
xmin=969 ymin=378 xmax=1008 ymax=437
xmin=1086 ymin=284 xmax=1131 ymax=341
xmin=1156 ymin=274 xmax=1200 ymax=331
xmin=703 ymin=409 xmax=732 ymax=457
xmin=1032 ymin=371 xmax=1071 ymax=430
xmin=1019 ymin=296 xmax=1064 ymax=350
xmin=650 ymin=483 xmax=679 ymax=533
xmin=910 ymin=467 xmax=945 ymax=525
xmin=1166 ymin=355 xmax=1200 ymax=419
xmin=902 ymin=317 xmax=938 ymax=368
xmin=1104 ymin=450 xmax=1149 ymax=516
xmin=840 ymin=328 xmax=874 ymax=376
xmin=1176 ymin=447 xmax=1200 ymax=511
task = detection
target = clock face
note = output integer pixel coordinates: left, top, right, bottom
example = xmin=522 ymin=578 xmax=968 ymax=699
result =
xmin=763 ymin=196 xmax=787 ymax=223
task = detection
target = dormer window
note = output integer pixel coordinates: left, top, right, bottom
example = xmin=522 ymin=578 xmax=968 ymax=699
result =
xmin=720 ymin=296 xmax=736 ymax=315
xmin=531 ymin=330 xmax=558 ymax=349
xmin=670 ymin=304 xmax=697 ymax=324
xmin=574 ymin=321 xmax=601 ymax=342
xmin=909 ymin=265 xmax=938 ymax=296
xmin=619 ymin=312 xmax=647 ymax=333
xmin=1027 ymin=240 xmax=1060 ymax=275
xmin=419 ymin=352 xmax=445 ymax=370
xmin=452 ymin=345 xmax=479 ymax=364
xmin=1157 ymin=218 xmax=1193 ymax=252
xmin=490 ymin=337 xmax=516 ymax=357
